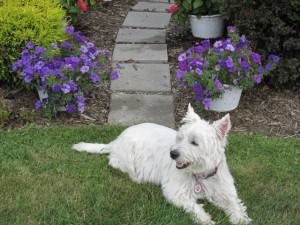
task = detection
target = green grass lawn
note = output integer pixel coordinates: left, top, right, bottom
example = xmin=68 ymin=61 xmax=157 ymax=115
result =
xmin=0 ymin=125 xmax=299 ymax=225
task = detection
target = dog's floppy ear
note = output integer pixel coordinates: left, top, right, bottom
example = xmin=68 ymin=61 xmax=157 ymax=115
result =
xmin=213 ymin=114 xmax=231 ymax=144
xmin=181 ymin=103 xmax=201 ymax=124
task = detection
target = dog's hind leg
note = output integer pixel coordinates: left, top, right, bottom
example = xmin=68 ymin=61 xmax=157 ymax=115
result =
xmin=72 ymin=142 xmax=110 ymax=154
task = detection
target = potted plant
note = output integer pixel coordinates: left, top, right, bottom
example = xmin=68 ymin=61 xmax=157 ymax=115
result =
xmin=169 ymin=0 xmax=225 ymax=38
xmin=176 ymin=26 xmax=280 ymax=112
xmin=12 ymin=26 xmax=120 ymax=117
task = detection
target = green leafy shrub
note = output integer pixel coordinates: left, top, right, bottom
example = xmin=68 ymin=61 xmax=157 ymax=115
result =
xmin=223 ymin=0 xmax=300 ymax=90
xmin=0 ymin=0 xmax=67 ymax=86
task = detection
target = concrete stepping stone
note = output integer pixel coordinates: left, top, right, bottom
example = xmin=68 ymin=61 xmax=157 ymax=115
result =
xmin=108 ymin=93 xmax=174 ymax=127
xmin=113 ymin=44 xmax=168 ymax=63
xmin=116 ymin=28 xmax=166 ymax=43
xmin=122 ymin=12 xmax=171 ymax=29
xmin=111 ymin=64 xmax=171 ymax=92
xmin=132 ymin=2 xmax=172 ymax=12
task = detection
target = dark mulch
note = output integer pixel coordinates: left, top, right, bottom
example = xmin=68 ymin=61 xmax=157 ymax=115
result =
xmin=1 ymin=0 xmax=299 ymax=139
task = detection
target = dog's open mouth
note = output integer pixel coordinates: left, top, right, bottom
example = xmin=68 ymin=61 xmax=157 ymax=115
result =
xmin=176 ymin=162 xmax=190 ymax=169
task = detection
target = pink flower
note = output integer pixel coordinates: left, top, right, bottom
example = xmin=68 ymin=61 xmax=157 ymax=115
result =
xmin=78 ymin=1 xmax=88 ymax=11
xmin=168 ymin=5 xmax=178 ymax=13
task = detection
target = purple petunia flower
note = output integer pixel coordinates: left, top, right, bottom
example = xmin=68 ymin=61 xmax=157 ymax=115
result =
xmin=266 ymin=64 xmax=273 ymax=71
xmin=214 ymin=40 xmax=223 ymax=48
xmin=76 ymin=96 xmax=85 ymax=113
xmin=194 ymin=83 xmax=202 ymax=92
xmin=178 ymin=53 xmax=187 ymax=62
xmin=26 ymin=41 xmax=35 ymax=50
xmin=195 ymin=92 xmax=203 ymax=101
xmin=52 ymin=84 xmax=61 ymax=93
xmin=195 ymin=68 xmax=203 ymax=75
xmin=87 ymin=42 xmax=95 ymax=48
xmin=218 ymin=60 xmax=226 ymax=67
xmin=24 ymin=75 xmax=33 ymax=83
xmin=80 ymin=66 xmax=89 ymax=74
xmin=111 ymin=71 xmax=118 ymax=80
xmin=35 ymin=101 xmax=42 ymax=110
xmin=228 ymin=67 xmax=236 ymax=73
xmin=52 ymin=43 xmax=59 ymax=50
xmin=39 ymin=67 xmax=50 ymax=77
xmin=12 ymin=60 xmax=22 ymax=71
xmin=65 ymin=26 xmax=75 ymax=34
xmin=194 ymin=46 xmax=204 ymax=54
xmin=90 ymin=73 xmax=100 ymax=83
xmin=202 ymin=98 xmax=211 ymax=108
xmin=201 ymin=40 xmax=210 ymax=48
xmin=227 ymin=26 xmax=237 ymax=33
xmin=61 ymin=84 xmax=71 ymax=93
xmin=225 ymin=44 xmax=235 ymax=51
xmin=67 ymin=105 xmax=76 ymax=113
xmin=34 ymin=61 xmax=44 ymax=70
xmin=69 ymin=80 xmax=77 ymax=92
xmin=225 ymin=56 xmax=234 ymax=68
xmin=250 ymin=51 xmax=261 ymax=64
xmin=61 ymin=41 xmax=71 ymax=49
xmin=254 ymin=75 xmax=262 ymax=84
xmin=35 ymin=46 xmax=45 ymax=55
xmin=24 ymin=66 xmax=35 ymax=75
xmin=214 ymin=80 xmax=223 ymax=89
xmin=80 ymin=45 xmax=88 ymax=53
xmin=257 ymin=67 xmax=264 ymax=73
xmin=75 ymin=35 xmax=88 ymax=42
xmin=176 ymin=70 xmax=185 ymax=79
xmin=21 ymin=50 xmax=31 ymax=60
xmin=268 ymin=55 xmax=280 ymax=63
xmin=241 ymin=61 xmax=250 ymax=72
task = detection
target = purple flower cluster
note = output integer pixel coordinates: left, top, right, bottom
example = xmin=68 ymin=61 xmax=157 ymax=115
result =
xmin=175 ymin=26 xmax=280 ymax=109
xmin=12 ymin=26 xmax=120 ymax=115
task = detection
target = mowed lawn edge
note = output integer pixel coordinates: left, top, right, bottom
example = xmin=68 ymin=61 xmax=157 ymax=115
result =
xmin=0 ymin=125 xmax=299 ymax=225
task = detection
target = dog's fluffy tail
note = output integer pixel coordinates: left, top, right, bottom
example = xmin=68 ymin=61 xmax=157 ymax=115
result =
xmin=72 ymin=142 xmax=110 ymax=154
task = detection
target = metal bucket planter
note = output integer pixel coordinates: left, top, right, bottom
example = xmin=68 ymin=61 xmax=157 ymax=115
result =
xmin=209 ymin=85 xmax=242 ymax=112
xmin=189 ymin=14 xmax=224 ymax=39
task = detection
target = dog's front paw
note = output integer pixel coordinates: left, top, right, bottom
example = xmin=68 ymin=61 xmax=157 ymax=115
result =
xmin=229 ymin=213 xmax=252 ymax=224
xmin=202 ymin=219 xmax=216 ymax=225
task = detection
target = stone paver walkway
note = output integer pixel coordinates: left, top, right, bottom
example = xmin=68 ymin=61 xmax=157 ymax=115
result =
xmin=108 ymin=0 xmax=175 ymax=127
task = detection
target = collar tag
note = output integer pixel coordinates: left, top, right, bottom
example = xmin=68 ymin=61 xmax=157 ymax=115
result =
xmin=194 ymin=184 xmax=202 ymax=193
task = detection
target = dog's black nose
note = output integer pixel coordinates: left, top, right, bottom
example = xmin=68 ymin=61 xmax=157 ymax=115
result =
xmin=170 ymin=150 xmax=180 ymax=159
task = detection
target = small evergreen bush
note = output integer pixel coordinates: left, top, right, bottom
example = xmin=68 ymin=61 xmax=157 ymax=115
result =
xmin=223 ymin=0 xmax=300 ymax=91
xmin=0 ymin=0 xmax=67 ymax=85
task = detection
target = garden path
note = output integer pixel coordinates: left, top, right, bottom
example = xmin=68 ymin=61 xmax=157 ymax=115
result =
xmin=108 ymin=0 xmax=176 ymax=127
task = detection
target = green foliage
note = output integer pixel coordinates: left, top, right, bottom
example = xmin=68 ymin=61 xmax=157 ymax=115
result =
xmin=223 ymin=0 xmax=300 ymax=91
xmin=0 ymin=0 xmax=67 ymax=86
xmin=172 ymin=0 xmax=224 ymax=23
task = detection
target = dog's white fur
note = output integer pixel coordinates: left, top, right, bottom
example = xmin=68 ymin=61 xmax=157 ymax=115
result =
xmin=73 ymin=104 xmax=251 ymax=225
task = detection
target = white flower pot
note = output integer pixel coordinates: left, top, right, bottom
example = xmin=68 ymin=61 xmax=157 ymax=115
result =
xmin=189 ymin=14 xmax=224 ymax=38
xmin=37 ymin=88 xmax=66 ymax=111
xmin=209 ymin=86 xmax=242 ymax=112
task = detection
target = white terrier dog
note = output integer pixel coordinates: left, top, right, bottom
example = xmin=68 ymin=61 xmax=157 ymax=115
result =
xmin=73 ymin=104 xmax=251 ymax=225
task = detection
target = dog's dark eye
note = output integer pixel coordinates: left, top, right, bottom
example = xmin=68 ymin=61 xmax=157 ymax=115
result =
xmin=191 ymin=141 xmax=198 ymax=146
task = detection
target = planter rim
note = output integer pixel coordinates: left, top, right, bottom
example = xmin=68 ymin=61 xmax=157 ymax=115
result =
xmin=189 ymin=14 xmax=223 ymax=19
